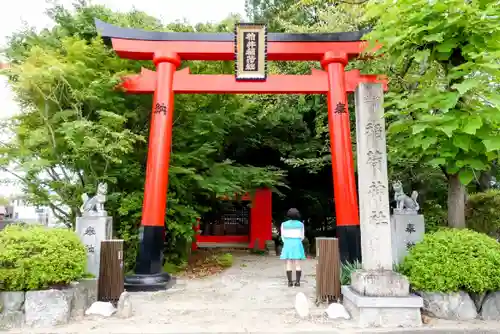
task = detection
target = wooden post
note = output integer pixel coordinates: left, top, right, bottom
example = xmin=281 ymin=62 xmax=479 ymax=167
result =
xmin=315 ymin=237 xmax=341 ymax=304
xmin=98 ymin=239 xmax=124 ymax=305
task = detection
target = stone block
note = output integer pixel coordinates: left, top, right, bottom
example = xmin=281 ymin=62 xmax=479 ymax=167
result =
xmin=351 ymin=270 xmax=410 ymax=297
xmin=0 ymin=291 xmax=26 ymax=329
xmin=116 ymin=291 xmax=133 ymax=318
xmin=80 ymin=278 xmax=98 ymax=307
xmin=70 ymin=280 xmax=95 ymax=320
xmin=294 ymin=292 xmax=310 ymax=318
xmin=391 ymin=213 xmax=425 ymax=264
xmin=481 ymin=291 xmax=500 ymax=320
xmin=418 ymin=291 xmax=477 ymax=320
xmin=0 ymin=311 xmax=24 ymax=329
xmin=25 ymin=289 xmax=73 ymax=327
xmin=342 ymin=285 xmax=422 ymax=328
xmin=0 ymin=291 xmax=25 ymax=312
xmin=75 ymin=215 xmax=113 ymax=277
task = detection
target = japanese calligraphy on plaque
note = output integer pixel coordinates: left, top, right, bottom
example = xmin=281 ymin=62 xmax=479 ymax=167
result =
xmin=235 ymin=23 xmax=267 ymax=81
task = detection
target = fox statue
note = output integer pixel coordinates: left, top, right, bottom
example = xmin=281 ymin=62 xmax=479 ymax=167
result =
xmin=392 ymin=180 xmax=419 ymax=213
xmin=81 ymin=183 xmax=108 ymax=215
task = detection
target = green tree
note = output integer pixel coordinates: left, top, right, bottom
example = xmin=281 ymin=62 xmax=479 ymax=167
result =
xmin=364 ymin=0 xmax=500 ymax=228
xmin=0 ymin=2 xmax=285 ymax=269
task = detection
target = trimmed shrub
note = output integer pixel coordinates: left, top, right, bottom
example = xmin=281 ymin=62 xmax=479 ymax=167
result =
xmin=0 ymin=224 xmax=87 ymax=291
xmin=400 ymin=228 xmax=500 ymax=293
xmin=466 ymin=190 xmax=500 ymax=238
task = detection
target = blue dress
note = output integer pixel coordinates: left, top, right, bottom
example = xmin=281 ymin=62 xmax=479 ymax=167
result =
xmin=280 ymin=220 xmax=306 ymax=260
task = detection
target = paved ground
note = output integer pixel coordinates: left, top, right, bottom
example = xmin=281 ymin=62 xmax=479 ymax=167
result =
xmin=9 ymin=254 xmax=500 ymax=333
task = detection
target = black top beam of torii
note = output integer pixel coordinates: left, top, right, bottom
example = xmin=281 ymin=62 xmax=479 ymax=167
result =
xmin=94 ymin=19 xmax=368 ymax=44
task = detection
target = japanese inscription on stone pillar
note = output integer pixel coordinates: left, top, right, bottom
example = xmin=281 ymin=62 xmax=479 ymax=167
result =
xmin=355 ymin=83 xmax=393 ymax=270
xmin=76 ymin=216 xmax=113 ymax=277
xmin=83 ymin=226 xmax=97 ymax=254
xmin=235 ymin=23 xmax=267 ymax=81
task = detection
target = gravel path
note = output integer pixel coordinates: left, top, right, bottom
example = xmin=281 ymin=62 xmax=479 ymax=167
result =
xmin=8 ymin=254 xmax=500 ymax=333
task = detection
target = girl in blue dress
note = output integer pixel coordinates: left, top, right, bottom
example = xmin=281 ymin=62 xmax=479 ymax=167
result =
xmin=280 ymin=208 xmax=306 ymax=287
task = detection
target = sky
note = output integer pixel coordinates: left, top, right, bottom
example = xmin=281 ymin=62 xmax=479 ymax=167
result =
xmin=0 ymin=0 xmax=247 ymax=196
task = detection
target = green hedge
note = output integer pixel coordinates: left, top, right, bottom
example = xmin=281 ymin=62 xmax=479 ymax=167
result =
xmin=0 ymin=225 xmax=87 ymax=291
xmin=466 ymin=190 xmax=500 ymax=238
xmin=400 ymin=228 xmax=500 ymax=293
xmin=422 ymin=200 xmax=447 ymax=233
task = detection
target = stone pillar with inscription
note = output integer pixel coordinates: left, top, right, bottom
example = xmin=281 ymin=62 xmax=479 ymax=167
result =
xmin=341 ymin=83 xmax=423 ymax=327
xmin=76 ymin=183 xmax=113 ymax=278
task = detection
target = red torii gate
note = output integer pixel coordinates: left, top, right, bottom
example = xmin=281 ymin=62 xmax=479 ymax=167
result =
xmin=95 ymin=19 xmax=386 ymax=290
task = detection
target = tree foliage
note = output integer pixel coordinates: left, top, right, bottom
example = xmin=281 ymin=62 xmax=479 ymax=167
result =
xmin=364 ymin=0 xmax=500 ymax=227
xmin=466 ymin=189 xmax=500 ymax=239
xmin=0 ymin=2 xmax=287 ymax=269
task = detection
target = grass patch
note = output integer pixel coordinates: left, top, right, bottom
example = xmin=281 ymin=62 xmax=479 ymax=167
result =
xmin=249 ymin=248 xmax=267 ymax=255
xmin=165 ymin=250 xmax=236 ymax=279
xmin=163 ymin=261 xmax=187 ymax=274
xmin=213 ymin=253 xmax=233 ymax=268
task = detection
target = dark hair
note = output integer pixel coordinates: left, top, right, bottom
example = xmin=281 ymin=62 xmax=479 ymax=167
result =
xmin=286 ymin=208 xmax=301 ymax=220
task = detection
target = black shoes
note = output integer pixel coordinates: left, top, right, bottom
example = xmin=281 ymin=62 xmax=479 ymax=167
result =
xmin=286 ymin=270 xmax=293 ymax=286
xmin=286 ymin=270 xmax=302 ymax=287
xmin=295 ymin=270 xmax=301 ymax=287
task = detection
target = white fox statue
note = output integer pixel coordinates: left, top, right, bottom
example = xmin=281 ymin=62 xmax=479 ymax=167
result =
xmin=392 ymin=180 xmax=420 ymax=213
xmin=81 ymin=183 xmax=108 ymax=216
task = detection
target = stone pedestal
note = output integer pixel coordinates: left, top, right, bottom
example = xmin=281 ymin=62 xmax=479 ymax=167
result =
xmin=343 ymin=83 xmax=422 ymax=327
xmin=75 ymin=215 xmax=113 ymax=277
xmin=351 ymin=270 xmax=409 ymax=297
xmin=343 ymin=270 xmax=423 ymax=327
xmin=342 ymin=284 xmax=423 ymax=327
xmin=391 ymin=213 xmax=425 ymax=265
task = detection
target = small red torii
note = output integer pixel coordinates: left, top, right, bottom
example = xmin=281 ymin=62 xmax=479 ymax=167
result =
xmin=95 ymin=19 xmax=387 ymax=290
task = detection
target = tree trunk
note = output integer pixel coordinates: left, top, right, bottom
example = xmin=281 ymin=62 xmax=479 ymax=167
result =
xmin=447 ymin=173 xmax=466 ymax=228
xmin=477 ymin=170 xmax=492 ymax=192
